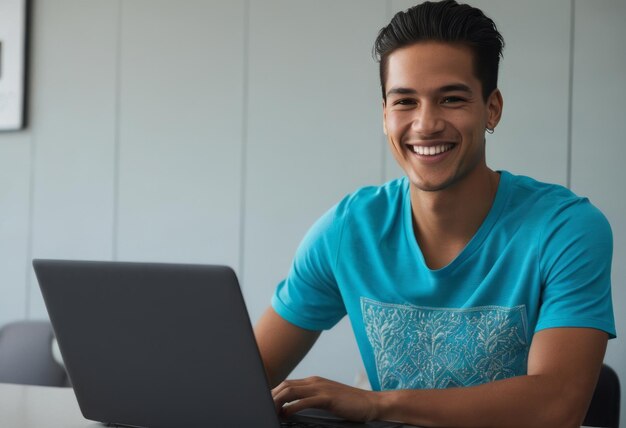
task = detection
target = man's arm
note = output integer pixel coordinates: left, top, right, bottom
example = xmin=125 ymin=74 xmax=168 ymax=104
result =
xmin=254 ymin=306 xmax=321 ymax=388
xmin=272 ymin=327 xmax=608 ymax=427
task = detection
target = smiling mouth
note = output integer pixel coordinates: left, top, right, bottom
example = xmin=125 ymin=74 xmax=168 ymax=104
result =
xmin=408 ymin=143 xmax=455 ymax=156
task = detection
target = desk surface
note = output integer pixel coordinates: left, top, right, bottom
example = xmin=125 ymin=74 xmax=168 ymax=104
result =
xmin=0 ymin=383 xmax=412 ymax=428
xmin=0 ymin=383 xmax=101 ymax=428
xmin=0 ymin=383 xmax=593 ymax=428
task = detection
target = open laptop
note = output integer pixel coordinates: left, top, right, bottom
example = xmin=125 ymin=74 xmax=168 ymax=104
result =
xmin=33 ymin=259 xmax=404 ymax=428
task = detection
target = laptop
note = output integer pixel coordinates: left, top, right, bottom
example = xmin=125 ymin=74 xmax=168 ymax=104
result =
xmin=33 ymin=259 xmax=404 ymax=428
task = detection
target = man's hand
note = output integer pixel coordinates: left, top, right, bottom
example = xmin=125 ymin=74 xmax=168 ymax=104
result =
xmin=272 ymin=376 xmax=380 ymax=422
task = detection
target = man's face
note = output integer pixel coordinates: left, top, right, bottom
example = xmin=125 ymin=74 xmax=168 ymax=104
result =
xmin=383 ymin=42 xmax=502 ymax=193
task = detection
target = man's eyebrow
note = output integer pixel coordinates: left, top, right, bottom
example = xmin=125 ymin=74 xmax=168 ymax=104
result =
xmin=386 ymin=84 xmax=474 ymax=97
xmin=438 ymin=84 xmax=473 ymax=94
xmin=386 ymin=87 xmax=417 ymax=97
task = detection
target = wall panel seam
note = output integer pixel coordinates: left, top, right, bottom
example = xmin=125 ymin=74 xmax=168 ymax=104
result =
xmin=23 ymin=0 xmax=38 ymax=319
xmin=112 ymin=0 xmax=123 ymax=261
xmin=380 ymin=0 xmax=393 ymax=183
xmin=381 ymin=0 xmax=393 ymax=183
xmin=238 ymin=0 xmax=250 ymax=285
xmin=566 ymin=0 xmax=575 ymax=189
xmin=24 ymin=126 xmax=36 ymax=319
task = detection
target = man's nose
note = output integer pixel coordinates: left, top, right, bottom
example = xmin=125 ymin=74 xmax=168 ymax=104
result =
xmin=411 ymin=104 xmax=445 ymax=136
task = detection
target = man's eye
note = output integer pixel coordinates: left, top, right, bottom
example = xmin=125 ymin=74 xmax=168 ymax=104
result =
xmin=395 ymin=99 xmax=416 ymax=106
xmin=442 ymin=96 xmax=465 ymax=104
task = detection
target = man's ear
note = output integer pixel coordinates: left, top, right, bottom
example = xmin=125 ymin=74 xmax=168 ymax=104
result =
xmin=486 ymin=89 xmax=503 ymax=129
xmin=382 ymin=100 xmax=388 ymax=135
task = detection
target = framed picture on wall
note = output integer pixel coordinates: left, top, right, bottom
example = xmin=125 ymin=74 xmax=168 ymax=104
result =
xmin=0 ymin=0 xmax=27 ymax=131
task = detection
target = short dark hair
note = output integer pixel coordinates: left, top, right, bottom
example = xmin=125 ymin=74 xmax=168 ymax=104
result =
xmin=373 ymin=0 xmax=504 ymax=101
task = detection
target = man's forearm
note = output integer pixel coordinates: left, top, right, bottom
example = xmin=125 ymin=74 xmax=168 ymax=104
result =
xmin=373 ymin=373 xmax=590 ymax=428
xmin=255 ymin=307 xmax=321 ymax=387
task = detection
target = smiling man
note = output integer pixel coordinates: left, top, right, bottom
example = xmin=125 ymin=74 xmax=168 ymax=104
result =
xmin=255 ymin=1 xmax=615 ymax=427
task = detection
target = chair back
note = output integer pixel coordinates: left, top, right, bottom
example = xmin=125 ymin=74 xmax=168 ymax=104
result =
xmin=583 ymin=364 xmax=620 ymax=428
xmin=0 ymin=320 xmax=69 ymax=387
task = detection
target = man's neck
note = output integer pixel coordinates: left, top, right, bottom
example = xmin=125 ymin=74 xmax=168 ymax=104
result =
xmin=409 ymin=168 xmax=500 ymax=270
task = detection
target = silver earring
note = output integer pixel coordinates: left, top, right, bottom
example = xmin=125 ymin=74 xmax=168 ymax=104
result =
xmin=486 ymin=127 xmax=495 ymax=134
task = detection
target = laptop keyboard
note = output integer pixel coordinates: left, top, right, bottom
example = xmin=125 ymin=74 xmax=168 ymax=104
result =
xmin=280 ymin=416 xmax=404 ymax=428
xmin=280 ymin=421 xmax=344 ymax=428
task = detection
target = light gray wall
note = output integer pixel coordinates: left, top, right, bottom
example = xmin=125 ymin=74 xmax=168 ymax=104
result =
xmin=0 ymin=0 xmax=624 ymax=420
xmin=571 ymin=1 xmax=626 ymax=422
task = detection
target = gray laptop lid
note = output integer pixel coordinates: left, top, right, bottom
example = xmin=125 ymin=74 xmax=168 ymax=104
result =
xmin=33 ymin=259 xmax=280 ymax=428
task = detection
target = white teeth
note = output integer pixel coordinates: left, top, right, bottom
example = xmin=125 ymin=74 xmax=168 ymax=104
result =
xmin=412 ymin=144 xmax=454 ymax=156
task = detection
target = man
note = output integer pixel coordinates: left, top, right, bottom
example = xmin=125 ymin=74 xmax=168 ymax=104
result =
xmin=255 ymin=1 xmax=615 ymax=426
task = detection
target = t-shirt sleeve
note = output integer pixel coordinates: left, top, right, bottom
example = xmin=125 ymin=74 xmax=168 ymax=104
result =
xmin=536 ymin=198 xmax=616 ymax=338
xmin=271 ymin=200 xmax=348 ymax=331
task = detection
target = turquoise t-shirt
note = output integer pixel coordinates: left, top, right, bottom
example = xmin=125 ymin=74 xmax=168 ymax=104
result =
xmin=272 ymin=171 xmax=615 ymax=391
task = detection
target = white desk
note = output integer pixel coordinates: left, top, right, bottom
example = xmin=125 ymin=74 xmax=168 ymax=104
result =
xmin=0 ymin=383 xmax=101 ymax=428
xmin=0 ymin=383 xmax=594 ymax=428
